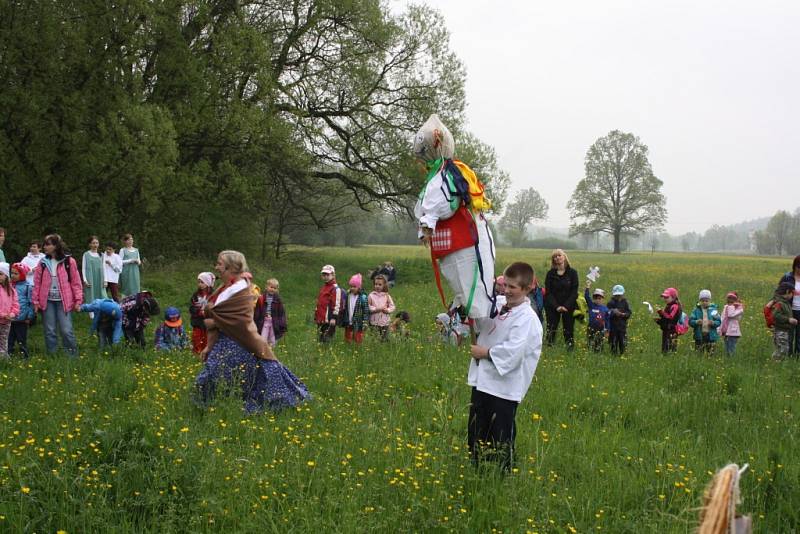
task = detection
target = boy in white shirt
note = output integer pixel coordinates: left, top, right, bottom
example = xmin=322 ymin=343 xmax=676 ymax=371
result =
xmin=102 ymin=242 xmax=123 ymax=302
xmin=468 ymin=261 xmax=543 ymax=471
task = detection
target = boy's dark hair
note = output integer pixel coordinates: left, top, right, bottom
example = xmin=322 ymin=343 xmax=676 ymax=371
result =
xmin=30 ymin=239 xmax=40 ymax=247
xmin=503 ymin=262 xmax=534 ymax=288
xmin=105 ymin=241 xmax=117 ymax=250
xmin=778 ymin=282 xmax=794 ymax=295
xmin=395 ymin=311 xmax=411 ymax=322
xmin=793 ymin=255 xmax=800 ymax=272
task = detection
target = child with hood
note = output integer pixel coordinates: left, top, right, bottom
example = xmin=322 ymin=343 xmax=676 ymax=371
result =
xmin=606 ymin=284 xmax=632 ymax=355
xmin=120 ymin=291 xmax=160 ymax=348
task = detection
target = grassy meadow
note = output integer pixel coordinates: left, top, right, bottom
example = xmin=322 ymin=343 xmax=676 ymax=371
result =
xmin=0 ymin=246 xmax=798 ymax=533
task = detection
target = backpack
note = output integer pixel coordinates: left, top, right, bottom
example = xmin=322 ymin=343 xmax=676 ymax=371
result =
xmin=38 ymin=255 xmax=74 ymax=285
xmin=763 ymin=300 xmax=779 ymax=329
xmin=675 ymin=312 xmax=690 ymax=335
xmin=334 ymin=285 xmax=347 ymax=323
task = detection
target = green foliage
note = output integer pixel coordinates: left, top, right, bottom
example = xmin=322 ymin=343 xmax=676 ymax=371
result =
xmin=0 ymin=247 xmax=797 ymax=532
xmin=568 ymin=130 xmax=668 ymax=254
xmin=0 ymin=0 xmax=508 ymax=260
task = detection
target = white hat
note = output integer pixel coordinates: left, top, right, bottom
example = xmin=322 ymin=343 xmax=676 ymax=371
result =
xmin=0 ymin=262 xmax=8 ymax=278
xmin=592 ymin=288 xmax=605 ymax=297
xmin=320 ymin=264 xmax=335 ymax=274
xmin=698 ymin=289 xmax=712 ymax=301
xmin=612 ymin=284 xmax=625 ymax=296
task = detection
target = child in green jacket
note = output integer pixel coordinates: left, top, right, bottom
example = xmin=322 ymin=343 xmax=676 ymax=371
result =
xmin=773 ymin=282 xmax=798 ymax=361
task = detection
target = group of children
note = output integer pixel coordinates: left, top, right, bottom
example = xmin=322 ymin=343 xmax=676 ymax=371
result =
xmin=314 ymin=264 xmax=410 ymax=344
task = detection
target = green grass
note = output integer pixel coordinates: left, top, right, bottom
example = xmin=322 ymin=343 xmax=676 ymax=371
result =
xmin=0 ymin=246 xmax=797 ymax=533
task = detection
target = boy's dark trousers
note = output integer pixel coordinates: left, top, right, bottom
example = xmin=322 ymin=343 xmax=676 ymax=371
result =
xmin=318 ymin=323 xmax=336 ymax=343
xmin=8 ymin=321 xmax=29 ymax=358
xmin=468 ymin=387 xmax=518 ymax=472
xmin=609 ymin=328 xmax=626 ymax=354
xmin=587 ymin=327 xmax=605 ymax=352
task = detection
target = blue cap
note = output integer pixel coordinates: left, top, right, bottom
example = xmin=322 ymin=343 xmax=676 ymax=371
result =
xmin=164 ymin=306 xmax=180 ymax=320
xmin=612 ymin=285 xmax=625 ymax=296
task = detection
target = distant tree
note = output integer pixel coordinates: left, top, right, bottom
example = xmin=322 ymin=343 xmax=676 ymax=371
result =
xmin=752 ymin=230 xmax=777 ymax=255
xmin=499 ymin=188 xmax=549 ymax=247
xmin=766 ymin=211 xmax=795 ymax=256
xmin=567 ymin=130 xmax=667 ymax=254
xmin=679 ymin=232 xmax=699 ymax=252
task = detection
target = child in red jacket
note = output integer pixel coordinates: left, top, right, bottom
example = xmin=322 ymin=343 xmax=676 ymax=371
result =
xmin=315 ymin=264 xmax=343 ymax=343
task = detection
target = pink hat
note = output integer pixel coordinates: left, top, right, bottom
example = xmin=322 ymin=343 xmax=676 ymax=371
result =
xmin=726 ymin=291 xmax=738 ymax=300
xmin=349 ymin=273 xmax=362 ymax=289
xmin=660 ymin=287 xmax=678 ymax=299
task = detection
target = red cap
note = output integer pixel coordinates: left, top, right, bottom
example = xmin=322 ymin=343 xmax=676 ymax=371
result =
xmin=660 ymin=287 xmax=678 ymax=299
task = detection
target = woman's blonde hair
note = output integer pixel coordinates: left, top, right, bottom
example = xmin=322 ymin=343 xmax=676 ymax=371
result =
xmin=218 ymin=250 xmax=248 ymax=275
xmin=266 ymin=278 xmax=280 ymax=290
xmin=550 ymin=248 xmax=571 ymax=269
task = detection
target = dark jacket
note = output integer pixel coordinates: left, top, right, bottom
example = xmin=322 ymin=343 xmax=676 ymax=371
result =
xmin=656 ymin=301 xmax=681 ymax=333
xmin=607 ymin=296 xmax=631 ymax=333
xmin=254 ymin=292 xmax=287 ymax=340
xmin=189 ymin=289 xmax=212 ymax=329
xmin=339 ymin=290 xmax=369 ymax=330
xmin=544 ymin=267 xmax=579 ymax=312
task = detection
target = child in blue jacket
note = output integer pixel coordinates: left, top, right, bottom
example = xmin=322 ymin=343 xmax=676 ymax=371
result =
xmin=80 ymin=298 xmax=123 ymax=347
xmin=10 ymin=263 xmax=34 ymax=358
xmin=688 ymin=289 xmax=721 ymax=354
xmin=585 ymin=282 xmax=609 ymax=353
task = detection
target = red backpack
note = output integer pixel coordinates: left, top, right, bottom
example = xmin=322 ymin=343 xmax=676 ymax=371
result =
xmin=763 ymin=300 xmax=780 ymax=329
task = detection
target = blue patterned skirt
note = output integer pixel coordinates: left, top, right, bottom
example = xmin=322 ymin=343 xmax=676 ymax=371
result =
xmin=194 ymin=333 xmax=309 ymax=414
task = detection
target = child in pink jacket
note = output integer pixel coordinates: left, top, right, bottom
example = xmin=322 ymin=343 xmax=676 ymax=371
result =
xmin=368 ymin=274 xmax=396 ymax=341
xmin=32 ymin=234 xmax=83 ymax=356
xmin=0 ymin=263 xmax=20 ymax=358
xmin=720 ymin=291 xmax=744 ymax=356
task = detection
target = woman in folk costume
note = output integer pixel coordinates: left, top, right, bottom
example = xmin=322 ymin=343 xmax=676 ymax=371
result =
xmin=194 ymin=250 xmax=308 ymax=414
xmin=414 ymin=114 xmax=496 ymax=319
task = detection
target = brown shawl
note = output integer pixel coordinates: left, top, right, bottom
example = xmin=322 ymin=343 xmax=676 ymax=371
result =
xmin=205 ymin=283 xmax=275 ymax=360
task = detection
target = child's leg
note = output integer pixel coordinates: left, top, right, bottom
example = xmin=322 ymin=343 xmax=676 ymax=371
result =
xmin=16 ymin=323 xmax=29 ymax=359
xmin=468 ymin=388 xmax=518 ymax=472
xmin=7 ymin=322 xmax=18 ymax=356
xmin=0 ymin=322 xmax=10 ymax=357
xmin=355 ymin=329 xmax=364 ymax=343
xmin=54 ymin=306 xmax=78 ymax=357
xmin=725 ymin=336 xmax=738 ymax=356
xmin=107 ymin=282 xmax=120 ymax=302
xmin=344 ymin=326 xmax=353 ymax=343
xmin=379 ymin=326 xmax=389 ymax=341
xmin=661 ymin=330 xmax=671 ymax=353
xmin=773 ymin=331 xmax=789 ymax=360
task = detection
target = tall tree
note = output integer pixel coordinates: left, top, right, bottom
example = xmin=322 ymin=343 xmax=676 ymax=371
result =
xmin=499 ymin=188 xmax=548 ymax=247
xmin=567 ymin=130 xmax=667 ymax=254
xmin=766 ymin=210 xmax=796 ymax=256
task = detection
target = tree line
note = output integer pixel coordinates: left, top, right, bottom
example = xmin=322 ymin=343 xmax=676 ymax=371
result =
xmin=0 ymin=0 xmax=509 ymax=260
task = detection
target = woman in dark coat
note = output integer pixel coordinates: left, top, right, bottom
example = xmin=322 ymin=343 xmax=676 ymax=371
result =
xmin=544 ymin=249 xmax=579 ymax=349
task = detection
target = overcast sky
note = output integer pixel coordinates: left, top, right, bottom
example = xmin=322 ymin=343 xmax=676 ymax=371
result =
xmin=392 ymin=0 xmax=800 ymax=234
